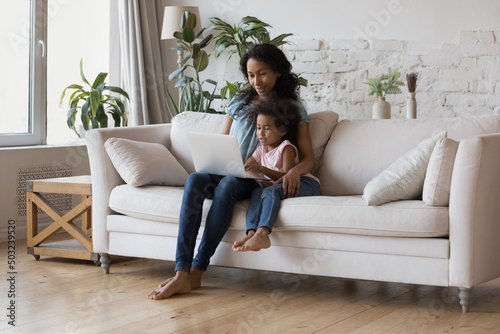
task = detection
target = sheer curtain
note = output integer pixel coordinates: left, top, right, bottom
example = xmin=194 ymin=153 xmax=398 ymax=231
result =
xmin=110 ymin=0 xmax=171 ymax=126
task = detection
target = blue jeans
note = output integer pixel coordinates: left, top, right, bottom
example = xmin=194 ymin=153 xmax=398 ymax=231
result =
xmin=246 ymin=176 xmax=322 ymax=233
xmin=175 ymin=172 xmax=260 ymax=272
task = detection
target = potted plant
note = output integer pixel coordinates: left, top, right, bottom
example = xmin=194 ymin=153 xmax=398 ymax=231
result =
xmin=364 ymin=68 xmax=404 ymax=119
xmin=165 ymin=10 xmax=217 ymax=116
xmin=60 ymin=59 xmax=129 ymax=137
xmin=208 ymin=16 xmax=307 ymax=110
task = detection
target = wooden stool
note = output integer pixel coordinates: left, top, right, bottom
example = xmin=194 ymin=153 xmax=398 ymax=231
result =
xmin=26 ymin=175 xmax=99 ymax=264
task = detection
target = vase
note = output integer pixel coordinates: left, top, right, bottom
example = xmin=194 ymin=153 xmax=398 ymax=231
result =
xmin=406 ymin=92 xmax=417 ymax=119
xmin=372 ymin=97 xmax=391 ymax=119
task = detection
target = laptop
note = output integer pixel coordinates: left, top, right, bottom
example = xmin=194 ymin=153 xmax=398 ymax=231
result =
xmin=186 ymin=132 xmax=267 ymax=180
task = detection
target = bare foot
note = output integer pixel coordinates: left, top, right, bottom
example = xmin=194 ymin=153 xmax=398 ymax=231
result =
xmin=233 ymin=230 xmax=256 ymax=251
xmin=234 ymin=228 xmax=271 ymax=252
xmin=189 ymin=267 xmax=203 ymax=290
xmin=148 ymin=271 xmax=191 ymax=300
xmin=158 ymin=267 xmax=203 ymax=290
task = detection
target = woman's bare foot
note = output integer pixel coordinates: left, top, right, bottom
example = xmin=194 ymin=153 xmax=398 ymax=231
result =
xmin=157 ymin=267 xmax=203 ymax=290
xmin=148 ymin=271 xmax=191 ymax=300
xmin=234 ymin=227 xmax=271 ymax=252
xmin=233 ymin=230 xmax=256 ymax=251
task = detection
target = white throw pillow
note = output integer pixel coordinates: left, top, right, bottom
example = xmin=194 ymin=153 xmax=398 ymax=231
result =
xmin=105 ymin=138 xmax=189 ymax=187
xmin=422 ymin=137 xmax=459 ymax=206
xmin=363 ymin=131 xmax=447 ymax=206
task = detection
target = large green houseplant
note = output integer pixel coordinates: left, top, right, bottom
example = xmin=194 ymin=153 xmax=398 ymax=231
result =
xmin=208 ymin=16 xmax=307 ymax=109
xmin=209 ymin=16 xmax=293 ymax=61
xmin=165 ymin=10 xmax=216 ymax=116
xmin=60 ymin=59 xmax=129 ymax=137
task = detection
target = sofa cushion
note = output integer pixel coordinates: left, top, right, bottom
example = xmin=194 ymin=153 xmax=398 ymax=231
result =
xmin=363 ymin=132 xmax=446 ymax=206
xmin=105 ymin=137 xmax=189 ymax=187
xmin=307 ymin=111 xmax=339 ymax=175
xmin=422 ymin=138 xmax=459 ymax=206
xmin=319 ymin=115 xmax=500 ymax=196
xmin=109 ymin=185 xmax=449 ymax=238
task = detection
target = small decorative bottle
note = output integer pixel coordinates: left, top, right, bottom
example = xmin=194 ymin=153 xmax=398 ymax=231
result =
xmin=406 ymin=92 xmax=417 ymax=119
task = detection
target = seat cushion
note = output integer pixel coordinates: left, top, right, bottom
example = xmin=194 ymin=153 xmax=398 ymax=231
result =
xmin=109 ymin=185 xmax=449 ymax=238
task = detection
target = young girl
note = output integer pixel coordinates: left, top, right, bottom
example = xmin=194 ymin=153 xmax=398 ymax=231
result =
xmin=232 ymin=98 xmax=321 ymax=252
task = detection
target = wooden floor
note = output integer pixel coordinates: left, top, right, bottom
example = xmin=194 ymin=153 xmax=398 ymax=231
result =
xmin=2 ymin=236 xmax=500 ymax=333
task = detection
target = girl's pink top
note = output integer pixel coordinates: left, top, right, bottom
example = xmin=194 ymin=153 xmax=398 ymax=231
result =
xmin=252 ymin=140 xmax=320 ymax=184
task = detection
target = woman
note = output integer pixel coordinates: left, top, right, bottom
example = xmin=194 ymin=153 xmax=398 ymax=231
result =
xmin=148 ymin=43 xmax=315 ymax=300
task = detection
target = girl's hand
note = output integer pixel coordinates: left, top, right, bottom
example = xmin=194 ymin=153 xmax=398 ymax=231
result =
xmin=244 ymin=163 xmax=261 ymax=174
xmin=275 ymin=167 xmax=301 ymax=197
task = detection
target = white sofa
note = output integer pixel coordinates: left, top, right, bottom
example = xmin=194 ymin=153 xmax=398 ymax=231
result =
xmin=86 ymin=111 xmax=500 ymax=312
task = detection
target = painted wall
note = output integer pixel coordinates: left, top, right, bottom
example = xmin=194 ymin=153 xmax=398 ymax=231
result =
xmin=163 ymin=0 xmax=500 ymax=118
xmin=0 ymin=144 xmax=90 ymax=242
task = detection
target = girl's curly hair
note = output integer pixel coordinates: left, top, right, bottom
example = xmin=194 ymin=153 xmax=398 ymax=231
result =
xmin=248 ymin=98 xmax=301 ymax=148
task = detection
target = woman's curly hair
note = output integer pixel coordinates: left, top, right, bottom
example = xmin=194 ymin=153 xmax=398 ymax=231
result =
xmin=235 ymin=44 xmax=300 ymax=113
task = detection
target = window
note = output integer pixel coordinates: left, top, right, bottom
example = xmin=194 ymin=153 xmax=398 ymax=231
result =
xmin=0 ymin=0 xmax=110 ymax=147
xmin=0 ymin=0 xmax=45 ymax=146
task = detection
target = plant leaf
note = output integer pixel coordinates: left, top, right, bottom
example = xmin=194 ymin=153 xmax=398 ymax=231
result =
xmin=81 ymin=98 xmax=90 ymax=130
xmin=192 ymin=43 xmax=200 ymax=58
xmin=79 ymin=58 xmax=90 ymax=86
xmin=89 ymin=89 xmax=101 ymax=118
xmin=174 ymin=75 xmax=191 ymax=88
xmin=92 ymin=72 xmax=108 ymax=89
xmin=208 ymin=17 xmax=233 ymax=34
xmin=169 ymin=65 xmax=188 ymax=80
xmin=185 ymin=13 xmax=197 ymax=29
xmin=195 ymin=27 xmax=206 ymax=39
xmin=181 ymin=11 xmax=189 ymax=29
xmin=199 ymin=34 xmax=213 ymax=49
xmin=173 ymin=31 xmax=183 ymax=40
xmin=270 ymin=33 xmax=294 ymax=46
xmin=66 ymin=107 xmax=78 ymax=135
xmin=104 ymin=86 xmax=130 ymax=100
xmin=182 ymin=27 xmax=195 ymax=43
xmin=193 ymin=50 xmax=209 ymax=72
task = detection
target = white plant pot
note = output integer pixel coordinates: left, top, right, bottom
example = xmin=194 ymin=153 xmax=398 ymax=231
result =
xmin=372 ymin=97 xmax=391 ymax=119
xmin=406 ymin=92 xmax=417 ymax=119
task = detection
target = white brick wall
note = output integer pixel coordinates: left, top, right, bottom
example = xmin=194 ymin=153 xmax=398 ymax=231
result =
xmin=213 ymin=30 xmax=498 ymax=119
xmin=280 ymin=29 xmax=500 ymax=118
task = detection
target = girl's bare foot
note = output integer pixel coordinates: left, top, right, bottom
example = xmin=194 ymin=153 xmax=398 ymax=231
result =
xmin=158 ymin=267 xmax=203 ymax=290
xmin=233 ymin=230 xmax=256 ymax=251
xmin=235 ymin=227 xmax=271 ymax=252
xmin=148 ymin=271 xmax=191 ymax=300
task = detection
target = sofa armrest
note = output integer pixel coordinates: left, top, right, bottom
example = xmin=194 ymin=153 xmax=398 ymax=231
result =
xmin=449 ymin=133 xmax=500 ymax=288
xmin=85 ymin=124 xmax=172 ymax=253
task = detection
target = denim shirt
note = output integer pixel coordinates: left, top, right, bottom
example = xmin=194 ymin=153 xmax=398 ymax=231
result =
xmin=226 ymin=95 xmax=308 ymax=162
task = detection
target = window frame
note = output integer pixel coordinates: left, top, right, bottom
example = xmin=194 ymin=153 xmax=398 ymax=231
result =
xmin=0 ymin=0 xmax=47 ymax=147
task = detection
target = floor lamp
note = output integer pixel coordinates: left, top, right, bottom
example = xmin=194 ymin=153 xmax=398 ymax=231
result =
xmin=161 ymin=6 xmax=202 ymax=70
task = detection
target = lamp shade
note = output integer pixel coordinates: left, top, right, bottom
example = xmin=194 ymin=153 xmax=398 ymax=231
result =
xmin=161 ymin=6 xmax=202 ymax=40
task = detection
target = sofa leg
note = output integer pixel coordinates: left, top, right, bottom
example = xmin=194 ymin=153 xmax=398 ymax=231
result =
xmin=459 ymin=288 xmax=472 ymax=312
xmin=100 ymin=253 xmax=111 ymax=274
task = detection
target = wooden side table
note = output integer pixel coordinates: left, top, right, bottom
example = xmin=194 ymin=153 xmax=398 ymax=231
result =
xmin=26 ymin=175 xmax=99 ymax=264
